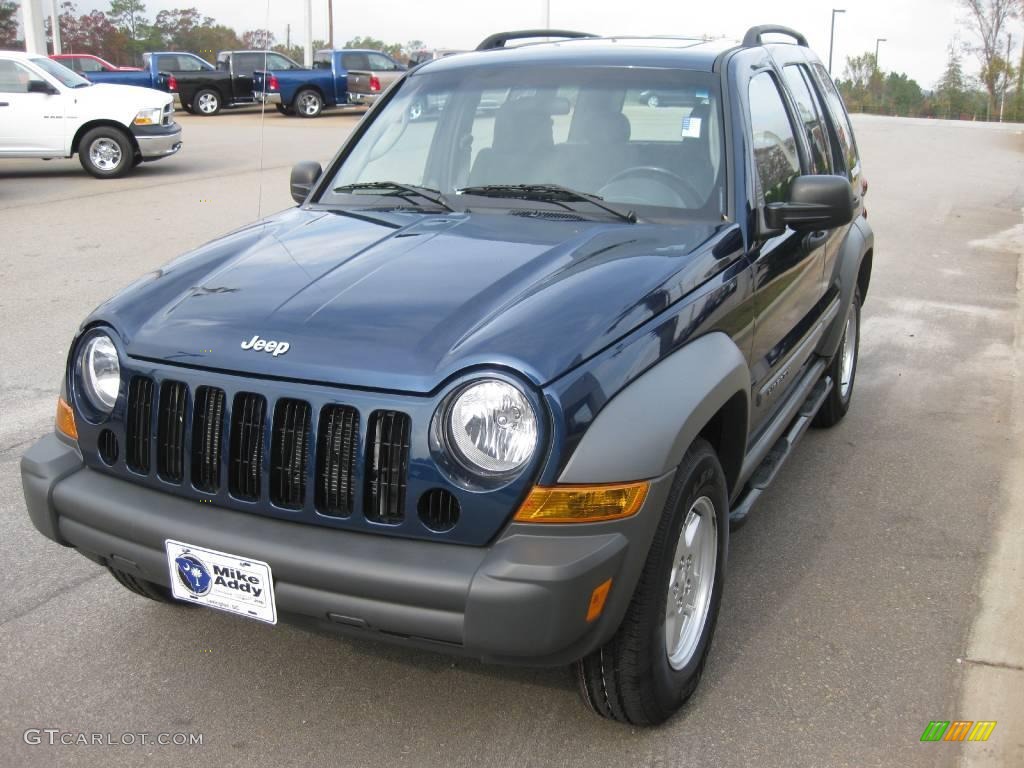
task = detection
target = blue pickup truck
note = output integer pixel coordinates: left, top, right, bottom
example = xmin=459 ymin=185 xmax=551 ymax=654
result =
xmin=254 ymin=48 xmax=404 ymax=117
xmin=83 ymin=52 xmax=215 ymax=98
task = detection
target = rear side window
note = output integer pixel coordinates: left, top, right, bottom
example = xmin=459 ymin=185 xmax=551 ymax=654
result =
xmin=748 ymin=72 xmax=801 ymax=205
xmin=232 ymin=53 xmax=261 ymax=76
xmin=268 ymin=54 xmax=296 ymax=70
xmin=782 ymin=65 xmax=832 ymax=175
xmin=367 ymin=53 xmax=399 ymax=71
xmin=341 ymin=53 xmax=370 ymax=70
xmin=811 ymin=63 xmax=859 ymax=179
xmin=76 ymin=57 xmax=104 ymax=73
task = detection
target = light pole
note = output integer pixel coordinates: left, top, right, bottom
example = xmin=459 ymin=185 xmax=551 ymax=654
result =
xmin=544 ymin=0 xmax=551 ymax=28
xmin=828 ymin=9 xmax=845 ymax=75
xmin=875 ymin=38 xmax=887 ymax=71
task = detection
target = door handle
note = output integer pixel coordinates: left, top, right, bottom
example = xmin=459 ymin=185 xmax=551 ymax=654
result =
xmin=803 ymin=230 xmax=828 ymax=250
xmin=0 ymin=102 xmax=9 ymax=107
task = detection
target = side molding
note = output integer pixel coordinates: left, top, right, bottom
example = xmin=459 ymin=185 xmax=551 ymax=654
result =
xmin=559 ymin=332 xmax=750 ymax=484
xmin=819 ymin=217 xmax=874 ymax=358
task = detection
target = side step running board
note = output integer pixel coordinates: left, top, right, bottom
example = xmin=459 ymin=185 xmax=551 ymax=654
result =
xmin=730 ymin=373 xmax=833 ymax=526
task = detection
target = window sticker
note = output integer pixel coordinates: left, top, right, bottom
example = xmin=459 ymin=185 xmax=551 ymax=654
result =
xmin=681 ymin=116 xmax=702 ymax=138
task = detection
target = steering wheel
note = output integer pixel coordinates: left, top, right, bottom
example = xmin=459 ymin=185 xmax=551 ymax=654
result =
xmin=599 ymin=166 xmax=704 ymax=209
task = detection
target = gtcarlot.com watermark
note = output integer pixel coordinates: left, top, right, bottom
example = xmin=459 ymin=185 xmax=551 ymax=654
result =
xmin=24 ymin=729 xmax=203 ymax=747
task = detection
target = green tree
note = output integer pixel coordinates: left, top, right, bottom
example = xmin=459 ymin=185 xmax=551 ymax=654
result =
xmin=0 ymin=0 xmax=18 ymax=47
xmin=936 ymin=42 xmax=970 ymax=117
xmin=108 ymin=0 xmax=146 ymax=42
xmin=344 ymin=35 xmax=403 ymax=60
xmin=885 ymin=72 xmax=924 ymax=114
xmin=959 ymin=0 xmax=1020 ymax=118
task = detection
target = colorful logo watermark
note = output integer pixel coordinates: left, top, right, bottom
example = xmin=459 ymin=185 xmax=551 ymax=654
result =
xmin=920 ymin=721 xmax=996 ymax=742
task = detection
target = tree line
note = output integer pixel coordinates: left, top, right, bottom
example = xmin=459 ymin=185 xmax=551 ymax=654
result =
xmin=0 ymin=1 xmax=427 ymax=66
xmin=2 ymin=0 xmax=1023 ymax=122
xmin=838 ymin=0 xmax=1021 ymax=121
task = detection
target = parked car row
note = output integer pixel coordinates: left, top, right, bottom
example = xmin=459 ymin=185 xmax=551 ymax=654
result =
xmin=53 ymin=48 xmax=412 ymax=118
xmin=0 ymin=50 xmax=181 ymax=178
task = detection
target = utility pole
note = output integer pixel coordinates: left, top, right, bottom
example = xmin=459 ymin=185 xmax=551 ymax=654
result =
xmin=286 ymin=23 xmax=290 ymax=50
xmin=999 ymin=34 xmax=1011 ymax=122
xmin=828 ymin=9 xmax=845 ymax=75
xmin=304 ymin=0 xmax=313 ymax=67
xmin=328 ymin=0 xmax=334 ymax=48
xmin=545 ymin=0 xmax=550 ymax=28
xmin=49 ymin=0 xmax=61 ymax=54
xmin=874 ymin=37 xmax=887 ymax=71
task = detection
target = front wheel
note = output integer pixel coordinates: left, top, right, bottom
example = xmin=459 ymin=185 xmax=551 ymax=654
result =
xmin=79 ymin=127 xmax=133 ymax=179
xmin=294 ymin=89 xmax=323 ymax=118
xmin=575 ymin=438 xmax=729 ymax=725
xmin=814 ymin=287 xmax=861 ymax=427
xmin=194 ymin=88 xmax=222 ymax=116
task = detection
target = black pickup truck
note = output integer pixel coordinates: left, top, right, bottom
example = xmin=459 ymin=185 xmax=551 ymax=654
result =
xmin=175 ymin=50 xmax=304 ymax=114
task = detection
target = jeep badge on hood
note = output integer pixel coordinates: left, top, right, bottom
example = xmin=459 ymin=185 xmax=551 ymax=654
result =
xmin=240 ymin=335 xmax=290 ymax=356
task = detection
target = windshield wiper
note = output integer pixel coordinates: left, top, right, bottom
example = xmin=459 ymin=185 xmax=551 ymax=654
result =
xmin=456 ymin=183 xmax=637 ymax=224
xmin=332 ymin=181 xmax=455 ymax=212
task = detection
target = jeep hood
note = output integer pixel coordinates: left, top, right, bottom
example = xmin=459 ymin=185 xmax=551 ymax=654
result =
xmin=96 ymin=207 xmax=731 ymax=393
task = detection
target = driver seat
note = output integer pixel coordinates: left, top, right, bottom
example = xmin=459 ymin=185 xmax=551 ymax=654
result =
xmin=468 ymin=99 xmax=554 ymax=187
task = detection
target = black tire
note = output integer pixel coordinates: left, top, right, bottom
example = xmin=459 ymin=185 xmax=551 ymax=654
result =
xmin=275 ymin=103 xmax=294 ymax=116
xmin=294 ymin=89 xmax=323 ymax=118
xmin=814 ymin=287 xmax=861 ymax=428
xmin=78 ymin=126 xmax=133 ymax=179
xmin=193 ymin=88 xmax=222 ymax=116
xmin=575 ymin=438 xmax=729 ymax=725
xmin=107 ymin=566 xmax=186 ymax=605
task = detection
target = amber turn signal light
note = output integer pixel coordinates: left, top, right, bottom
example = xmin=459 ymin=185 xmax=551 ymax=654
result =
xmin=586 ymin=578 xmax=613 ymax=622
xmin=514 ymin=481 xmax=649 ymax=524
xmin=56 ymin=397 xmax=78 ymax=440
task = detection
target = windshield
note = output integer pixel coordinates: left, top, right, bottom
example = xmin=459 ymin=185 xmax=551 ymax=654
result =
xmin=30 ymin=57 xmax=90 ymax=88
xmin=322 ymin=65 xmax=726 ymax=220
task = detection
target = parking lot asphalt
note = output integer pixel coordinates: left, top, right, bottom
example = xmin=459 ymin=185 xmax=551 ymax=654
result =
xmin=1 ymin=111 xmax=1023 ymax=767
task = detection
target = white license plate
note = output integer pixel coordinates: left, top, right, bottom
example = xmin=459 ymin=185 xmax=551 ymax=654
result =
xmin=165 ymin=540 xmax=277 ymax=625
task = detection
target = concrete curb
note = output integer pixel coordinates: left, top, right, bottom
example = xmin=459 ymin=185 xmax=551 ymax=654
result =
xmin=959 ymin=218 xmax=1024 ymax=767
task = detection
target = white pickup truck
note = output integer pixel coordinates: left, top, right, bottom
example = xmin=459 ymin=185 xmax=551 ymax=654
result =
xmin=0 ymin=51 xmax=182 ymax=178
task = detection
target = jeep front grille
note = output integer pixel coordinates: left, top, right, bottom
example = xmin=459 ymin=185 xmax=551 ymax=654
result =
xmin=229 ymin=392 xmax=266 ymax=501
xmin=94 ymin=375 xmax=419 ymax=531
xmin=316 ymin=404 xmax=359 ymax=517
xmin=366 ymin=410 xmax=411 ymax=524
xmin=126 ymin=376 xmax=154 ymax=473
xmin=157 ymin=380 xmax=187 ymax=482
xmin=270 ymin=398 xmax=311 ymax=509
xmin=191 ymin=386 xmax=225 ymax=492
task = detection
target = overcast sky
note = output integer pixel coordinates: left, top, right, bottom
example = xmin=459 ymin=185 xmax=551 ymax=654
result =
xmin=71 ymin=0 xmax=1001 ymax=87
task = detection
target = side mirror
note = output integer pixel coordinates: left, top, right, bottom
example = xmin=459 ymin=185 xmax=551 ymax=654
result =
xmin=290 ymin=161 xmax=322 ymax=204
xmin=27 ymin=79 xmax=57 ymax=95
xmin=764 ymin=175 xmax=857 ymax=233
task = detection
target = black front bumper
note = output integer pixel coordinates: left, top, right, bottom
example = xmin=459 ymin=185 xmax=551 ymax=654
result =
xmin=22 ymin=434 xmax=671 ymax=665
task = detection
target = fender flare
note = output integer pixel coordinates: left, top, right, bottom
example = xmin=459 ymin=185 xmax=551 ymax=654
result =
xmin=558 ymin=332 xmax=751 ymax=485
xmin=819 ymin=217 xmax=874 ymax=359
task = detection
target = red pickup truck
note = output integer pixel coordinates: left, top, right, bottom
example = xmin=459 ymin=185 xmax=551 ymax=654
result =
xmin=50 ymin=54 xmax=141 ymax=74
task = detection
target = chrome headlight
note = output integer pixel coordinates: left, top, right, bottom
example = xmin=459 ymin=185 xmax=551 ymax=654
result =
xmin=445 ymin=379 xmax=538 ymax=476
xmin=80 ymin=334 xmax=120 ymax=412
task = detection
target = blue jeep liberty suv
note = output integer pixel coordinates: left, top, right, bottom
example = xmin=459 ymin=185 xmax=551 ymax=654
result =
xmin=22 ymin=26 xmax=873 ymax=725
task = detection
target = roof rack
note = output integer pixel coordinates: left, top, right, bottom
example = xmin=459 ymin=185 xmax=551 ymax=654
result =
xmin=476 ymin=30 xmax=596 ymax=51
xmin=741 ymin=25 xmax=808 ymax=48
